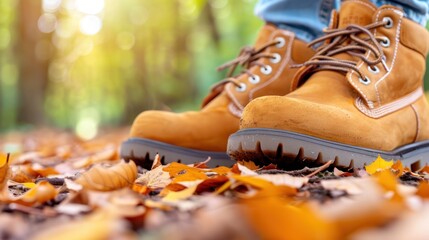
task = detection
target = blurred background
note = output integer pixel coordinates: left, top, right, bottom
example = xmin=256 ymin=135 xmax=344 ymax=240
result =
xmin=0 ymin=0 xmax=428 ymax=140
xmin=0 ymin=0 xmax=260 ymax=139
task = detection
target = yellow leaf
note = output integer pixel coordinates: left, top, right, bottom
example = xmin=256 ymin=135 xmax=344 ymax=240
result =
xmin=22 ymin=182 xmax=36 ymax=189
xmin=14 ymin=181 xmax=57 ymax=206
xmin=365 ymin=155 xmax=394 ymax=175
xmin=0 ymin=153 xmax=10 ymax=189
xmin=75 ymin=160 xmax=137 ymax=191
xmin=163 ymin=162 xmax=208 ymax=183
xmin=162 ymin=185 xmax=197 ymax=202
xmin=373 ymin=170 xmax=402 ymax=202
xmin=232 ymin=175 xmax=274 ymax=189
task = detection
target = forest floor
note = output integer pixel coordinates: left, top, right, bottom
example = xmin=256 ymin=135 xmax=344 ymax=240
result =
xmin=0 ymin=128 xmax=428 ymax=240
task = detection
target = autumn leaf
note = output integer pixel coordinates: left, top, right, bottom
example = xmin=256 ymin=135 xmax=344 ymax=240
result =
xmin=75 ymin=160 xmax=137 ymax=191
xmin=237 ymin=160 xmax=259 ymax=170
xmin=195 ymin=176 xmax=229 ymax=194
xmin=391 ymin=161 xmax=404 ymax=176
xmin=241 ymin=186 xmax=336 ymax=240
xmin=134 ymin=165 xmax=171 ymax=190
xmin=162 ymin=185 xmax=197 ymax=202
xmin=2 ymin=181 xmax=58 ymax=206
xmin=232 ymin=175 xmax=274 ymax=189
xmin=163 ymin=162 xmax=208 ymax=183
xmin=416 ymin=181 xmax=429 ymax=198
xmin=0 ymin=153 xmax=10 ymax=189
xmin=365 ymin=156 xmax=394 ymax=175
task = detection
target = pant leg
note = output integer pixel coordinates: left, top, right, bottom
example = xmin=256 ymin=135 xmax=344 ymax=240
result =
xmin=255 ymin=0 xmax=341 ymax=42
xmin=372 ymin=0 xmax=429 ymax=26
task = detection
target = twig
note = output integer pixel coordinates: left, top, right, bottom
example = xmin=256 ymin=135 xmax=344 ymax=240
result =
xmin=306 ymin=160 xmax=334 ymax=177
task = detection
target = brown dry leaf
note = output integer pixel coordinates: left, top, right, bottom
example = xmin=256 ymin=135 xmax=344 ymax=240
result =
xmin=195 ymin=176 xmax=229 ymax=194
xmin=72 ymin=145 xmax=117 ymax=169
xmin=75 ymin=160 xmax=137 ymax=191
xmin=26 ymin=163 xmax=59 ymax=177
xmin=10 ymin=166 xmax=32 ymax=183
xmin=241 ymin=185 xmax=335 ymax=240
xmin=237 ymin=160 xmax=259 ymax=170
xmin=365 ymin=156 xmax=394 ymax=175
xmin=419 ymin=165 xmax=429 ymax=174
xmin=134 ymin=165 xmax=171 ymax=190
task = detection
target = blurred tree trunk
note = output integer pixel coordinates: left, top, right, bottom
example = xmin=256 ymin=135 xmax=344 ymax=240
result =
xmin=16 ymin=0 xmax=49 ymax=126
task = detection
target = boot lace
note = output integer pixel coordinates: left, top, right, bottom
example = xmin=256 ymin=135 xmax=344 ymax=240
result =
xmin=294 ymin=18 xmax=391 ymax=81
xmin=210 ymin=40 xmax=282 ymax=91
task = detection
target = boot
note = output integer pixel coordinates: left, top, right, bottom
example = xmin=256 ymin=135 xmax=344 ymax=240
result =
xmin=228 ymin=0 xmax=429 ymax=170
xmin=121 ymin=24 xmax=314 ymax=168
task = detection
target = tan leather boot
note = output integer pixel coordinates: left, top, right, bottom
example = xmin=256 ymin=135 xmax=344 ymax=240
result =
xmin=228 ymin=0 xmax=429 ymax=170
xmin=121 ymin=24 xmax=314 ymax=168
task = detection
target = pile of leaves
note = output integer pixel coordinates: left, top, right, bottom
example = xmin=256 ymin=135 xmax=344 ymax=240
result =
xmin=1 ymin=129 xmax=429 ymax=239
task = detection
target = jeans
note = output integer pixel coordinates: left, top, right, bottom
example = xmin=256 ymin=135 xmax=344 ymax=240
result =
xmin=255 ymin=0 xmax=429 ymax=42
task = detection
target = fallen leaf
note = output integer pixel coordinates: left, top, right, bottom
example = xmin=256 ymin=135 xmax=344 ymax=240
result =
xmin=365 ymin=156 xmax=394 ymax=175
xmin=75 ymin=160 xmax=137 ymax=191
xmin=241 ymin=185 xmax=335 ymax=240
xmin=256 ymin=174 xmax=308 ymax=188
xmin=232 ymin=175 xmax=274 ymax=189
xmin=135 ymin=165 xmax=171 ymax=190
xmin=0 ymin=153 xmax=10 ymax=189
xmin=391 ymin=161 xmax=404 ymax=176
xmin=416 ymin=181 xmax=429 ymax=198
xmin=237 ymin=160 xmax=259 ymax=170
xmin=163 ymin=185 xmax=197 ymax=202
xmin=4 ymin=181 xmax=58 ymax=206
xmin=163 ymin=162 xmax=208 ymax=183
xmin=195 ymin=176 xmax=229 ymax=194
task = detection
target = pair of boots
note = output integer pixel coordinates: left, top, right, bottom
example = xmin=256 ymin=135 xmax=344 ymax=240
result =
xmin=121 ymin=0 xmax=429 ymax=170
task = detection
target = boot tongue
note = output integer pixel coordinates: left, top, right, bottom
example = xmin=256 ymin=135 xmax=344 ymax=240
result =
xmin=338 ymin=0 xmax=376 ymax=28
xmin=253 ymin=24 xmax=277 ymax=49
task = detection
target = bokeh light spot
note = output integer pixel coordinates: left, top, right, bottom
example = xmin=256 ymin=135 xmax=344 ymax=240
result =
xmin=76 ymin=0 xmax=104 ymax=15
xmin=38 ymin=13 xmax=57 ymax=33
xmin=79 ymin=15 xmax=102 ymax=35
xmin=75 ymin=117 xmax=98 ymax=140
xmin=42 ymin=0 xmax=62 ymax=12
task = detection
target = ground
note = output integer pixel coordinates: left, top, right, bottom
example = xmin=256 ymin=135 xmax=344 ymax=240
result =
xmin=0 ymin=128 xmax=428 ymax=240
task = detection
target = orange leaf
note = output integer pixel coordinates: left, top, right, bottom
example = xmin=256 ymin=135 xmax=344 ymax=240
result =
xmin=241 ymin=185 xmax=335 ymax=240
xmin=210 ymin=166 xmax=231 ymax=175
xmin=416 ymin=181 xmax=429 ymax=198
xmin=195 ymin=176 xmax=229 ymax=194
xmin=232 ymin=175 xmax=274 ymax=189
xmin=365 ymin=156 xmax=394 ymax=175
xmin=237 ymin=160 xmax=259 ymax=170
xmin=172 ymin=170 xmax=207 ymax=183
xmin=373 ymin=170 xmax=402 ymax=202
xmin=75 ymin=160 xmax=137 ymax=191
xmin=391 ymin=160 xmax=404 ymax=176
xmin=13 ymin=181 xmax=57 ymax=206
xmin=0 ymin=153 xmax=10 ymax=189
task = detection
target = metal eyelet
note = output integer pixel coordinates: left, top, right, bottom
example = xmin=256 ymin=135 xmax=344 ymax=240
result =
xmin=260 ymin=65 xmax=272 ymax=75
xmin=359 ymin=76 xmax=371 ymax=85
xmin=368 ymin=65 xmax=379 ymax=74
xmin=275 ymin=37 xmax=286 ymax=48
xmin=235 ymin=83 xmax=247 ymax=92
xmin=379 ymin=36 xmax=390 ymax=47
xmin=270 ymin=53 xmax=282 ymax=64
xmin=248 ymin=75 xmax=260 ymax=84
xmin=383 ymin=17 xmax=394 ymax=29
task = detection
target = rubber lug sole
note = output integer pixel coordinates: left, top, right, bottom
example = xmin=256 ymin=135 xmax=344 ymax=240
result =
xmin=227 ymin=128 xmax=429 ymax=171
xmin=121 ymin=138 xmax=233 ymax=169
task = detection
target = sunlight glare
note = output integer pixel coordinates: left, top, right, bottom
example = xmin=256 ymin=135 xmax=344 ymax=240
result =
xmin=79 ymin=15 xmax=102 ymax=35
xmin=76 ymin=0 xmax=104 ymax=15
xmin=42 ymin=0 xmax=62 ymax=12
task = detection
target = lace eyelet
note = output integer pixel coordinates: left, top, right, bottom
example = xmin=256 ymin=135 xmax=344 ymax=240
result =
xmin=248 ymin=75 xmax=260 ymax=84
xmin=235 ymin=83 xmax=247 ymax=92
xmin=379 ymin=37 xmax=390 ymax=47
xmin=260 ymin=65 xmax=272 ymax=75
xmin=368 ymin=65 xmax=379 ymax=74
xmin=383 ymin=17 xmax=394 ymax=29
xmin=275 ymin=37 xmax=286 ymax=48
xmin=359 ymin=76 xmax=371 ymax=85
xmin=270 ymin=53 xmax=282 ymax=64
